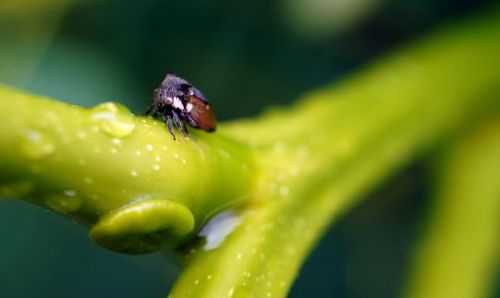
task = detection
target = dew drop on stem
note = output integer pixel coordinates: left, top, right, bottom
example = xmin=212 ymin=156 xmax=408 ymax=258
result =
xmin=90 ymin=102 xmax=135 ymax=138
xmin=19 ymin=130 xmax=55 ymax=159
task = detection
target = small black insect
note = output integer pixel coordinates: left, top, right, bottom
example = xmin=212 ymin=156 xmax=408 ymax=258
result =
xmin=145 ymin=73 xmax=216 ymax=139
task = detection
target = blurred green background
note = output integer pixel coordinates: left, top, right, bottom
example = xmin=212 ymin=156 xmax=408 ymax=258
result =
xmin=0 ymin=0 xmax=499 ymax=297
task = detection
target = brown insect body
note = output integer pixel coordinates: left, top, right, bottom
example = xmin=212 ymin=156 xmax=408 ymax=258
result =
xmin=145 ymin=73 xmax=216 ymax=139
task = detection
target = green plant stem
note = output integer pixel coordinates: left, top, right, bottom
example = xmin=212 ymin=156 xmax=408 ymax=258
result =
xmin=170 ymin=12 xmax=500 ymax=297
xmin=0 ymin=10 xmax=499 ymax=298
xmin=0 ymin=96 xmax=255 ymax=252
xmin=406 ymin=120 xmax=500 ymax=298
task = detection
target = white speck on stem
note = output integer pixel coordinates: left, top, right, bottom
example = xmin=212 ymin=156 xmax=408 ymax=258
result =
xmin=76 ymin=131 xmax=87 ymax=139
xmin=198 ymin=211 xmax=242 ymax=250
xmin=279 ymin=186 xmax=290 ymax=197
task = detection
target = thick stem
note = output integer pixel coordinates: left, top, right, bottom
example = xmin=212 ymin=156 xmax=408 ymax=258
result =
xmin=0 ymin=94 xmax=254 ymax=253
xmin=405 ymin=120 xmax=500 ymax=298
xmin=170 ymin=11 xmax=500 ymax=297
xmin=0 ymin=9 xmax=499 ymax=298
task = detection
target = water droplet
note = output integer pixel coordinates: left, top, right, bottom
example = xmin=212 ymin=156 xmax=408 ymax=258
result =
xmin=130 ymin=170 xmax=138 ymax=177
xmin=297 ymin=145 xmax=310 ymax=158
xmin=285 ymin=244 xmax=296 ymax=255
xmin=19 ymin=130 xmax=55 ymax=159
xmin=62 ymin=136 xmax=71 ymax=144
xmin=90 ymin=102 xmax=135 ymax=138
xmin=198 ymin=210 xmax=241 ymax=250
xmin=218 ymin=148 xmax=230 ymax=159
xmin=279 ymin=186 xmax=289 ymax=197
xmin=76 ymin=130 xmax=87 ymax=139
xmin=146 ymin=144 xmax=154 ymax=151
xmin=289 ymin=166 xmax=300 ymax=177
xmin=273 ymin=141 xmax=286 ymax=153
xmin=153 ymin=164 xmax=160 ymax=171
xmin=44 ymin=190 xmax=82 ymax=213
xmin=0 ymin=180 xmax=33 ymax=199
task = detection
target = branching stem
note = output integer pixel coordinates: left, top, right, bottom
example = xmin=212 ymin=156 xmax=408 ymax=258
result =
xmin=0 ymin=9 xmax=499 ymax=298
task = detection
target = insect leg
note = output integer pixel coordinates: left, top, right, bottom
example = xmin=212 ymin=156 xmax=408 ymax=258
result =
xmin=180 ymin=119 xmax=188 ymax=135
xmin=143 ymin=105 xmax=154 ymax=116
xmin=164 ymin=114 xmax=176 ymax=140
xmin=186 ymin=114 xmax=199 ymax=128
xmin=172 ymin=111 xmax=188 ymax=136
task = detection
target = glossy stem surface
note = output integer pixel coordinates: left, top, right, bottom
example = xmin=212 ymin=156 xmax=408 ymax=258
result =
xmin=406 ymin=120 xmax=500 ymax=298
xmin=171 ymin=11 xmax=500 ymax=297
xmin=0 ymin=9 xmax=499 ymax=298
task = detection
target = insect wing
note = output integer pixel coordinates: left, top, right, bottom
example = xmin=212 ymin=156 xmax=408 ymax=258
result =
xmin=187 ymin=95 xmax=216 ymax=132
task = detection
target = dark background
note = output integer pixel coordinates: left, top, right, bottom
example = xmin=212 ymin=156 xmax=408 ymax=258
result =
xmin=0 ymin=0 xmax=498 ymax=297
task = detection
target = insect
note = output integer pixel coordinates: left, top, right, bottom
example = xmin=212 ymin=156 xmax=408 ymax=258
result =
xmin=144 ymin=73 xmax=216 ymax=139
